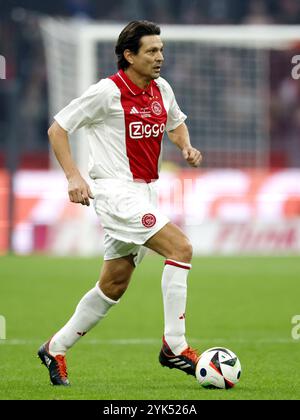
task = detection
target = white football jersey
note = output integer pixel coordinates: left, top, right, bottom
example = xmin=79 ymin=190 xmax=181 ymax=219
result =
xmin=54 ymin=70 xmax=186 ymax=183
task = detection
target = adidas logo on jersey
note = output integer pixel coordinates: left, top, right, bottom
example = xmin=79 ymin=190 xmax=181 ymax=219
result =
xmin=130 ymin=107 xmax=139 ymax=114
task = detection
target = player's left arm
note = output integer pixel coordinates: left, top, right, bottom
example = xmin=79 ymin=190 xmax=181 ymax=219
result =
xmin=167 ymin=122 xmax=203 ymax=167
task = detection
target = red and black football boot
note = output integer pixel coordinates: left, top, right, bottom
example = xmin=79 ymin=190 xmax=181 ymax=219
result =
xmin=159 ymin=336 xmax=200 ymax=376
xmin=37 ymin=341 xmax=70 ymax=386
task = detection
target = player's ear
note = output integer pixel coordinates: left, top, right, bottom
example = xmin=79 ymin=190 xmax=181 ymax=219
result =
xmin=124 ymin=49 xmax=134 ymax=65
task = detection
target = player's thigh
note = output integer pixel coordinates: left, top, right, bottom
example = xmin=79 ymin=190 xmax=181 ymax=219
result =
xmin=145 ymin=222 xmax=193 ymax=263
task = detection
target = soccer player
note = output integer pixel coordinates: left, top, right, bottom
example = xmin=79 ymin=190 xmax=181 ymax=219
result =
xmin=38 ymin=20 xmax=202 ymax=386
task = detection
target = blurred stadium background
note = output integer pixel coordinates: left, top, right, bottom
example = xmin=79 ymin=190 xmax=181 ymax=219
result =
xmin=1 ymin=0 xmax=300 ymax=257
xmin=1 ymin=0 xmax=300 ymax=401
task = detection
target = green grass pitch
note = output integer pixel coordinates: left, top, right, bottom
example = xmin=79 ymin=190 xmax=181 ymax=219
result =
xmin=0 ymin=254 xmax=300 ymax=400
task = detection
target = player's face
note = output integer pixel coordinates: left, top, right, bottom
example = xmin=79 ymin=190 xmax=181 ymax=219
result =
xmin=130 ymin=35 xmax=164 ymax=81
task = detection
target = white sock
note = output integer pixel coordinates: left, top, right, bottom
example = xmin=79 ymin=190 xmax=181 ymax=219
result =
xmin=49 ymin=283 xmax=119 ymax=356
xmin=162 ymin=259 xmax=191 ymax=355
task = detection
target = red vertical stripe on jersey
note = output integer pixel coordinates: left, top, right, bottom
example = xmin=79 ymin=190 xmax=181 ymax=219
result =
xmin=109 ymin=71 xmax=167 ymax=183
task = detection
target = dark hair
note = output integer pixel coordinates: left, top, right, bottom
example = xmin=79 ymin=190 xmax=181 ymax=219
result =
xmin=115 ymin=20 xmax=161 ymax=70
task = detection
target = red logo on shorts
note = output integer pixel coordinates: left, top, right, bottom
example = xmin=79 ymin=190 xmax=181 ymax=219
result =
xmin=142 ymin=213 xmax=156 ymax=228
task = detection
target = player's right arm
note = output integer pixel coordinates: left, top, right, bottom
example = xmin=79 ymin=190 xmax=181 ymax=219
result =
xmin=48 ymin=121 xmax=94 ymax=206
xmin=49 ymin=79 xmax=114 ymax=206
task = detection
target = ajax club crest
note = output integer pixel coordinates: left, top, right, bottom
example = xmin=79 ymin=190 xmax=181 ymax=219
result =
xmin=151 ymin=101 xmax=162 ymax=116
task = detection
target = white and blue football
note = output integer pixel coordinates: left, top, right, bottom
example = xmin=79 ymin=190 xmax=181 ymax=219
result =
xmin=195 ymin=347 xmax=241 ymax=389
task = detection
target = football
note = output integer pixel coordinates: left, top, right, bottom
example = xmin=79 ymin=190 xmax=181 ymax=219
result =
xmin=195 ymin=347 xmax=241 ymax=389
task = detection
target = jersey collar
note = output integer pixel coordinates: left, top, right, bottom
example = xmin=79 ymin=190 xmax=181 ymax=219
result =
xmin=117 ymin=69 xmax=154 ymax=97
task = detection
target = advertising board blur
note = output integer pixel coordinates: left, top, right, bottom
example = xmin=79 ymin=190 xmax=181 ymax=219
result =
xmin=10 ymin=169 xmax=300 ymax=255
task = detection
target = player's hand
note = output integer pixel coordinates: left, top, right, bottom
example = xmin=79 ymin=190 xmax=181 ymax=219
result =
xmin=182 ymin=146 xmax=203 ymax=167
xmin=67 ymin=174 xmax=94 ymax=206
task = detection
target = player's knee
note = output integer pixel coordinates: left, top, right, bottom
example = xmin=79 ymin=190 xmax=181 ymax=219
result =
xmin=110 ymin=282 xmax=128 ymax=299
xmin=181 ymin=240 xmax=193 ymax=263
xmin=170 ymin=238 xmax=193 ymax=263
xmin=99 ymin=280 xmax=128 ymax=301
xmin=100 ymin=271 xmax=131 ymax=300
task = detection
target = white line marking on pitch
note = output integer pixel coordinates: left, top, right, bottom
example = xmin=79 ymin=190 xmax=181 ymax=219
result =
xmin=0 ymin=338 xmax=298 ymax=345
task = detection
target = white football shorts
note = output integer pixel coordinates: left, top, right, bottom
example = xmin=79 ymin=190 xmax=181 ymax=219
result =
xmin=92 ymin=179 xmax=169 ymax=266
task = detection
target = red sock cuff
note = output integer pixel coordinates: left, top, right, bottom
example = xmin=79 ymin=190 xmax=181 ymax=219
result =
xmin=164 ymin=259 xmax=192 ymax=270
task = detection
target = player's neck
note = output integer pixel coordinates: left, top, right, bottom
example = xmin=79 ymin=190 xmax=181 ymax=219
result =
xmin=124 ymin=68 xmax=151 ymax=90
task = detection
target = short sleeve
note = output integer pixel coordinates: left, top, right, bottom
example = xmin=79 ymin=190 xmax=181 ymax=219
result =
xmin=54 ymin=78 xmax=115 ymax=134
xmin=166 ymin=94 xmax=187 ymax=132
xmin=156 ymin=77 xmax=187 ymax=132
